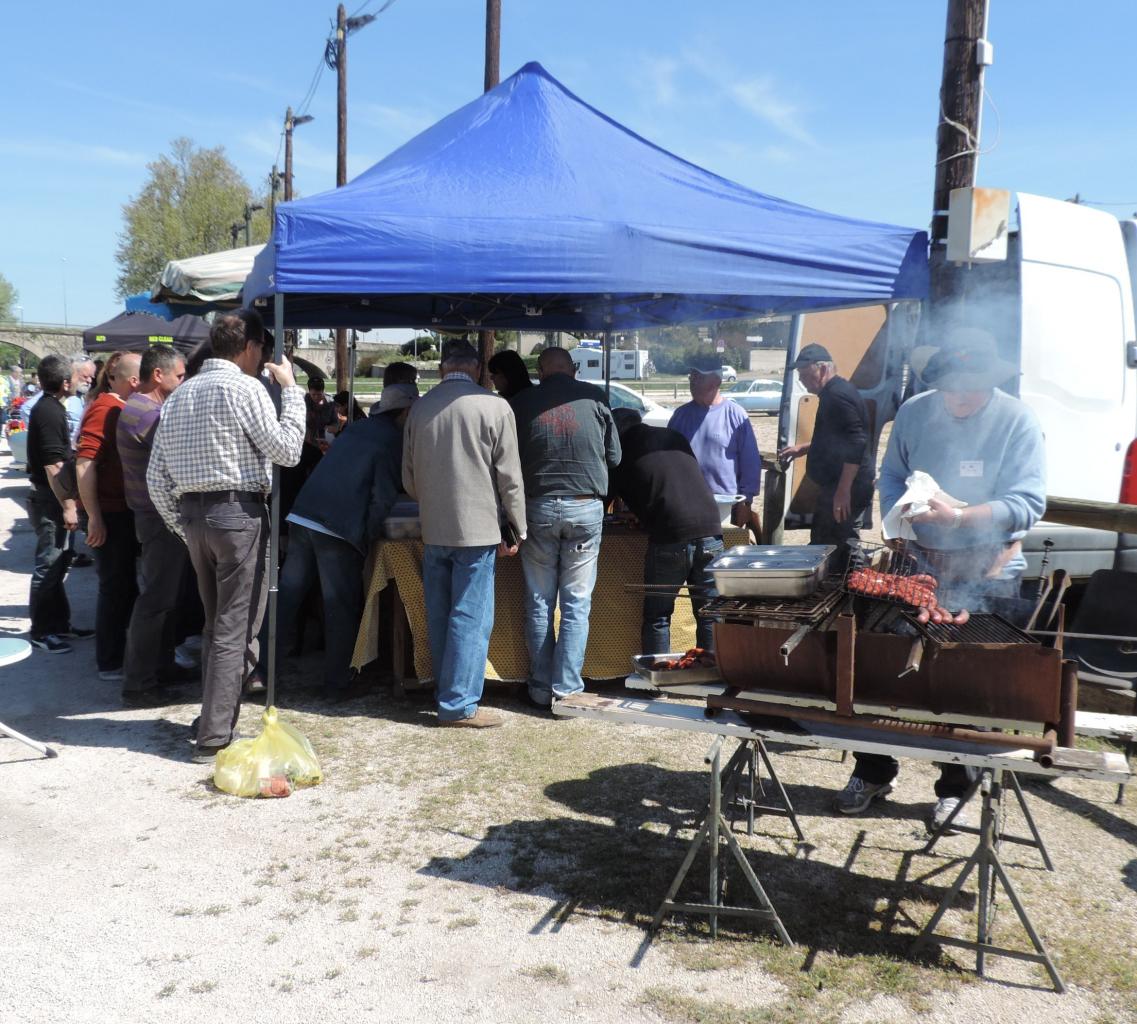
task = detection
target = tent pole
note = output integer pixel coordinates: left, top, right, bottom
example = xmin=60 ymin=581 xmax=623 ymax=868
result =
xmin=267 ymin=292 xmax=285 ymax=710
xmin=603 ymin=329 xmax=611 ymax=404
xmin=347 ymin=329 xmax=357 ymax=420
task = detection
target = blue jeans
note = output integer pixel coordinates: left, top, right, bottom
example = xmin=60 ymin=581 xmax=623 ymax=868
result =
xmin=277 ymin=524 xmax=366 ymax=693
xmin=27 ymin=485 xmax=73 ymax=638
xmin=520 ymin=497 xmax=604 ymax=703
xmin=641 ymin=536 xmax=724 ymax=655
xmin=422 ymin=544 xmax=497 ymax=721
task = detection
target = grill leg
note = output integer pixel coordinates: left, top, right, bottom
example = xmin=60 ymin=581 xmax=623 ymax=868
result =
xmin=911 ymin=769 xmax=1066 ymax=993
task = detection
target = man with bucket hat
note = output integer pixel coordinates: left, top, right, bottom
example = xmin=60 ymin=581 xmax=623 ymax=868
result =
xmin=833 ymin=326 xmax=1046 ymax=832
xmin=778 ymin=343 xmax=874 ymax=573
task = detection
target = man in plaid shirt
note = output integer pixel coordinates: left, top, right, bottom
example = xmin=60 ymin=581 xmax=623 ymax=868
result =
xmin=148 ymin=310 xmax=304 ymax=762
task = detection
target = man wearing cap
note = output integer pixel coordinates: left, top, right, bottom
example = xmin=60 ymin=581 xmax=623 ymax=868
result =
xmin=510 ymin=346 xmax=620 ymax=710
xmin=276 ymin=381 xmax=417 ymax=702
xmin=778 ymin=344 xmax=874 ymax=572
xmin=833 ymin=327 xmax=1046 ymax=832
xmin=402 ymin=340 xmax=527 ymax=728
xmin=668 ymin=359 xmax=761 ymax=532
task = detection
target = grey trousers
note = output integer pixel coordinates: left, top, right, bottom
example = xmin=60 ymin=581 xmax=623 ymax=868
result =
xmin=181 ymin=495 xmax=268 ymax=750
xmin=122 ymin=511 xmax=189 ymax=693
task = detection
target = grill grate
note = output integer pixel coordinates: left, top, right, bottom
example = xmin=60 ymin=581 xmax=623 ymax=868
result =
xmin=907 ymin=613 xmax=1039 ymax=646
xmin=701 ymin=584 xmax=844 ymax=625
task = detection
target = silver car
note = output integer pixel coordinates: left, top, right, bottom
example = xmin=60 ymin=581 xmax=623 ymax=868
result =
xmin=725 ymin=378 xmax=783 ymax=415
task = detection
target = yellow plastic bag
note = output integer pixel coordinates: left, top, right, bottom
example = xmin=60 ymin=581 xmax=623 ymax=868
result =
xmin=213 ymin=706 xmax=323 ymax=798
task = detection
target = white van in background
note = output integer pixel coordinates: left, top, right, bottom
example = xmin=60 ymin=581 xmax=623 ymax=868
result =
xmin=767 ymin=192 xmax=1137 ymax=583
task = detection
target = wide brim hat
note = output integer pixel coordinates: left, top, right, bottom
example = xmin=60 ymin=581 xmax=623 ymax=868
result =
xmin=910 ymin=327 xmax=1018 ymax=392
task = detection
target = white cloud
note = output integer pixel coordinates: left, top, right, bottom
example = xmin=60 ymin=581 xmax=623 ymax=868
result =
xmin=0 ymin=139 xmax=147 ymax=166
xmin=354 ymin=102 xmax=438 ymax=140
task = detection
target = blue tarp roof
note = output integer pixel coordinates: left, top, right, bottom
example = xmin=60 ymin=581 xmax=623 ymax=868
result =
xmin=245 ymin=62 xmax=927 ymax=330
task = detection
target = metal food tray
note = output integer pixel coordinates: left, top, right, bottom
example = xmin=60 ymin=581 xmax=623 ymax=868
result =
xmin=632 ymin=653 xmax=722 ymax=685
xmin=709 ymin=545 xmax=835 ymax=598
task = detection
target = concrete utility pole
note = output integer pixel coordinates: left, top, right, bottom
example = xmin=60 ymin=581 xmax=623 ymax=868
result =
xmin=929 ymin=0 xmax=991 ymax=305
xmin=284 ymin=106 xmax=314 ymax=202
xmin=328 ymin=3 xmax=377 ymax=391
xmin=478 ymin=0 xmax=502 ymax=385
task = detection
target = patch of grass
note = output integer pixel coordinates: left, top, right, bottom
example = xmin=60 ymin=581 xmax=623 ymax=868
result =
xmin=293 ymin=887 xmax=333 ymax=906
xmin=357 ymin=946 xmax=379 ymax=959
xmin=189 ymin=981 xmax=217 ymax=994
xmin=265 ymin=933 xmax=282 ymax=946
xmin=339 ymin=908 xmax=359 ymax=923
xmin=325 ymin=967 xmax=342 ymax=980
xmin=638 ymin=987 xmax=775 ymax=1024
xmin=447 ymin=916 xmax=479 ymax=930
xmin=156 ymin=982 xmax=177 ymax=999
xmin=1057 ymin=937 xmax=1137 ymax=995
xmin=519 ymin=963 xmax=569 ymax=985
xmin=172 ymin=907 xmax=195 ymax=917
xmin=241 ymin=895 xmax=262 ymax=908
xmin=203 ymin=904 xmax=230 ymax=917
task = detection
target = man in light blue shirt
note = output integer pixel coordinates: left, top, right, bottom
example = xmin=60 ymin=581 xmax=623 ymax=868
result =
xmin=835 ymin=327 xmax=1046 ymax=832
xmin=668 ymin=361 xmax=761 ymax=528
xmin=21 ymin=354 xmax=94 ymax=440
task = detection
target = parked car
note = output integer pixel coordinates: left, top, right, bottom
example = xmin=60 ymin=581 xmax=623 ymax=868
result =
xmin=604 ymin=381 xmax=672 ymax=428
xmin=725 ymin=377 xmax=783 ymax=414
xmin=719 ymin=364 xmax=738 ymax=383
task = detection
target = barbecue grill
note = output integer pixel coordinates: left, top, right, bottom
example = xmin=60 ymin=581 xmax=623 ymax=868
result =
xmin=703 ymin=577 xmax=1074 ymax=761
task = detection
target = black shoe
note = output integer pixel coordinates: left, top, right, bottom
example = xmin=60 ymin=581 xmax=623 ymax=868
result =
xmin=30 ymin=634 xmax=72 ymax=654
xmin=72 ymin=553 xmax=94 ymax=568
xmin=329 ymin=677 xmax=372 ymax=704
xmin=121 ymin=686 xmax=182 ymax=708
xmin=243 ymin=672 xmax=267 ymax=696
xmin=191 ymin=743 xmax=228 ymax=764
xmin=158 ymin=663 xmax=201 ymax=686
xmin=59 ymin=626 xmax=94 ymax=640
xmin=520 ymin=688 xmax=555 ymax=714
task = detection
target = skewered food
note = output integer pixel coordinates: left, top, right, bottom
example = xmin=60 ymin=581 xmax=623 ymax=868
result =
xmin=649 ymin=648 xmax=717 ymax=671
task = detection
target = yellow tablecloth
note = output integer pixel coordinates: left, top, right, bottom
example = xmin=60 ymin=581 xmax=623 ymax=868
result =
xmin=352 ymin=528 xmax=749 ymax=683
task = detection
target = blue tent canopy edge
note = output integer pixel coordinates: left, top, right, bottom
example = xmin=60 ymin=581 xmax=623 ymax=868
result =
xmin=246 ymin=61 xmax=928 ymax=330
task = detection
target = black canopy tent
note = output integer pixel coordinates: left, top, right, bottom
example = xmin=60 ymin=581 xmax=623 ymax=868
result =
xmin=82 ymin=311 xmax=210 ymax=355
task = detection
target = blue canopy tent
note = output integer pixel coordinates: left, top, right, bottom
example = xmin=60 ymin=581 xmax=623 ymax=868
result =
xmin=244 ymin=61 xmax=929 ymax=710
xmin=245 ymin=62 xmax=927 ymax=330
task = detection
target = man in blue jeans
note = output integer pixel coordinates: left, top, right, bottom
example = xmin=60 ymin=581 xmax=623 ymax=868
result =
xmin=609 ymin=409 xmax=724 ymax=654
xmin=510 ymin=348 xmax=621 ymax=709
xmin=402 ymin=341 xmax=527 ymax=728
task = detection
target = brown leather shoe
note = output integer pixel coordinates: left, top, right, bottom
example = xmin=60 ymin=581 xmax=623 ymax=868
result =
xmin=439 ymin=708 xmax=503 ymax=729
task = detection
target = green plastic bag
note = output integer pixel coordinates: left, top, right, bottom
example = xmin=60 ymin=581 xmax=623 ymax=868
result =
xmin=213 ymin=706 xmax=323 ymax=798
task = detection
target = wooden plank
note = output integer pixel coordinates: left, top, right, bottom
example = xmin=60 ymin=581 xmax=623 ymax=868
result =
xmin=1043 ymin=495 xmax=1137 ymax=534
xmin=1075 ymin=710 xmax=1137 ymax=741
xmin=834 ymin=613 xmax=855 ymax=717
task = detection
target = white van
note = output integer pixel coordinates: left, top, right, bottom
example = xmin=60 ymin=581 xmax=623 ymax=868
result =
xmin=766 ymin=192 xmax=1137 ymax=583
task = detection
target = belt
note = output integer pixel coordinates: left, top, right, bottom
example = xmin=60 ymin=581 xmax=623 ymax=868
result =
xmin=180 ymin=489 xmax=268 ymax=505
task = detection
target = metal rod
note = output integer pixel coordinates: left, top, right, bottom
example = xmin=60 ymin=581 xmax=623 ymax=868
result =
xmin=779 ymin=624 xmax=811 ymax=664
xmin=266 ymin=290 xmax=285 ymax=711
xmin=1028 ymin=629 xmax=1137 ymax=643
xmin=898 ymin=637 xmax=924 ymax=677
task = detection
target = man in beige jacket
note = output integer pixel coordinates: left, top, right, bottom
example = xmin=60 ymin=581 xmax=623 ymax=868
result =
xmin=403 ymin=340 xmax=527 ymax=727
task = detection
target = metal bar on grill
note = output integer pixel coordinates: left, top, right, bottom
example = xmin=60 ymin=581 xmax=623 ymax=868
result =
xmin=909 ymin=613 xmax=1039 ymax=646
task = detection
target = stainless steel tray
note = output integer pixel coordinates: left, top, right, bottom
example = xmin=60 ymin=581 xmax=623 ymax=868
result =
xmin=632 ymin=654 xmax=722 ymax=685
xmin=708 ymin=545 xmax=835 ymax=598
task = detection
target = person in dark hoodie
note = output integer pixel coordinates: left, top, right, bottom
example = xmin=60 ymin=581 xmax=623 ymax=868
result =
xmin=275 ymin=381 xmax=417 ymax=701
xmin=608 ymin=408 xmax=723 ymax=655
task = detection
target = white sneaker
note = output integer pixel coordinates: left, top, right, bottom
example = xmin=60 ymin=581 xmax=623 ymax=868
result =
xmin=929 ymin=796 xmax=971 ymax=835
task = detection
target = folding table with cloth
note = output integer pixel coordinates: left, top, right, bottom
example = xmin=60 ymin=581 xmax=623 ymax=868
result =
xmin=352 ymin=527 xmax=750 ymax=689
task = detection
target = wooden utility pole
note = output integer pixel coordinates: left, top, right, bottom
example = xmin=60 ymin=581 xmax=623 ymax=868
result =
xmin=478 ymin=0 xmax=502 ymax=384
xmin=334 ymin=4 xmax=349 ymax=390
xmin=929 ymin=0 xmax=990 ymax=305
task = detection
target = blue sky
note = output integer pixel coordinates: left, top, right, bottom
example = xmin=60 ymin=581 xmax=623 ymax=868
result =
xmin=1 ymin=0 xmax=1134 ymax=327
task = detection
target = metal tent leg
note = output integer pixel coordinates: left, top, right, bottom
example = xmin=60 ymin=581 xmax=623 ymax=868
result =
xmin=911 ymin=769 xmax=1066 ymax=993
xmin=0 ymin=720 xmax=58 ymax=758
xmin=720 ymin=739 xmax=805 ymax=843
xmin=650 ymin=738 xmax=793 ymax=945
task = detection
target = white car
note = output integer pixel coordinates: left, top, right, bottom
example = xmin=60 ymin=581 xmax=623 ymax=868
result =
xmin=603 ymin=381 xmax=672 ymax=428
xmin=720 ymin=365 xmax=738 ymax=383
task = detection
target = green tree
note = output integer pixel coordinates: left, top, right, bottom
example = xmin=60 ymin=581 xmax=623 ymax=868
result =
xmin=0 ymin=272 xmax=16 ymax=321
xmin=115 ymin=137 xmax=270 ymax=298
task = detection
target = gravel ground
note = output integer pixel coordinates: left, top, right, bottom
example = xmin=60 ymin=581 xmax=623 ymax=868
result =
xmin=1 ymin=438 xmax=1134 ymax=1024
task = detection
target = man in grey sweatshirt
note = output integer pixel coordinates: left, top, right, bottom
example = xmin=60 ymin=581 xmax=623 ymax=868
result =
xmin=403 ymin=341 xmax=527 ymax=728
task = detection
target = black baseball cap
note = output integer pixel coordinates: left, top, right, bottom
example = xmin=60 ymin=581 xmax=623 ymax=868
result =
xmin=789 ymin=343 xmax=833 ymax=369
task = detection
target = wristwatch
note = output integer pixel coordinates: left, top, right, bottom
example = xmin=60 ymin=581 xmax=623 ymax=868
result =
xmin=950 ymin=507 xmax=963 ymax=529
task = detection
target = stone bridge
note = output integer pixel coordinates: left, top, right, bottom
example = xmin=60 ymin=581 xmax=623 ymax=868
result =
xmin=0 ymin=324 xmax=85 ymax=363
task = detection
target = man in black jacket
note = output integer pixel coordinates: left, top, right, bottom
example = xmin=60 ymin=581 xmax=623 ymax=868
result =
xmin=275 ymin=382 xmax=416 ymax=700
xmin=609 ymin=409 xmax=723 ymax=655
xmin=778 ymin=344 xmax=874 ymax=571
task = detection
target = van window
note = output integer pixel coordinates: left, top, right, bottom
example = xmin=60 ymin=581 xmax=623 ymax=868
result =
xmin=587 ymin=358 xmax=600 ymax=369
